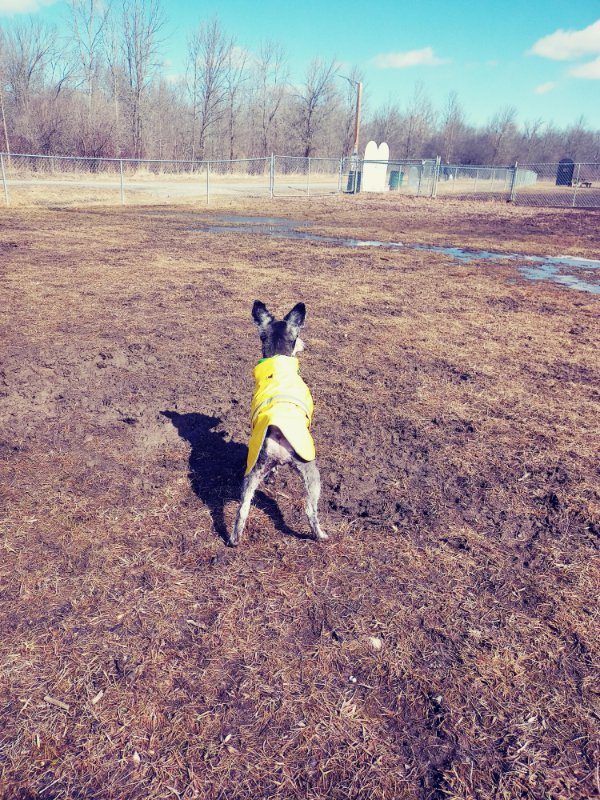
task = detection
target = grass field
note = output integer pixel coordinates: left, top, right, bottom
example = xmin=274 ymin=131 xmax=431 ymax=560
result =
xmin=0 ymin=195 xmax=599 ymax=799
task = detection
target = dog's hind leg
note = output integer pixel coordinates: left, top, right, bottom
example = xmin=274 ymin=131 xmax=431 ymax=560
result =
xmin=230 ymin=458 xmax=272 ymax=547
xmin=294 ymin=460 xmax=328 ymax=542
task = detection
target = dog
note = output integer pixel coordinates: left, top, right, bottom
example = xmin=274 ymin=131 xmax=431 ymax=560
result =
xmin=229 ymin=301 xmax=327 ymax=547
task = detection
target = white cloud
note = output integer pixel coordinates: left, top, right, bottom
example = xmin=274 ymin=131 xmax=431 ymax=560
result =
xmin=529 ymin=19 xmax=600 ymax=61
xmin=0 ymin=0 xmax=57 ymax=13
xmin=534 ymin=81 xmax=559 ymax=94
xmin=372 ymin=47 xmax=449 ymax=69
xmin=569 ymin=55 xmax=600 ymax=79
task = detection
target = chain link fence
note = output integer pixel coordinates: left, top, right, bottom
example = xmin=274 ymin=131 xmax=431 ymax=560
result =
xmin=0 ymin=153 xmax=273 ymax=206
xmin=384 ymin=159 xmax=438 ymax=197
xmin=435 ymin=165 xmax=516 ymax=200
xmin=1 ymin=152 xmax=599 ymax=209
xmin=274 ymin=156 xmax=344 ymax=196
xmin=510 ymin=162 xmax=600 ymax=208
xmin=428 ymin=161 xmax=600 ymax=207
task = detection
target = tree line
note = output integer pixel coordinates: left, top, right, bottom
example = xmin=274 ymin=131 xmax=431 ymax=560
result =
xmin=1 ymin=0 xmax=599 ymax=166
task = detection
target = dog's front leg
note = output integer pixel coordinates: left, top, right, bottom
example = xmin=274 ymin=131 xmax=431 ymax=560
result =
xmin=230 ymin=459 xmax=271 ymax=546
xmin=295 ymin=460 xmax=328 ymax=542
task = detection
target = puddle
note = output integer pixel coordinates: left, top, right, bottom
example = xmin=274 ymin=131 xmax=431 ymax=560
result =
xmin=207 ymin=214 xmax=310 ymax=226
xmin=414 ymin=247 xmax=600 ymax=294
xmin=193 ymin=215 xmax=600 ymax=294
xmin=200 ymin=222 xmax=405 ymax=249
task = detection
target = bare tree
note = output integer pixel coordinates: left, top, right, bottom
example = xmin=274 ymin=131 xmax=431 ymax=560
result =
xmin=0 ymin=29 xmax=11 ymax=155
xmin=486 ymin=106 xmax=518 ymax=164
xmin=2 ymin=19 xmax=56 ymax=113
xmin=520 ymin=118 xmax=545 ymax=162
xmin=401 ymin=82 xmax=435 ymax=159
xmin=121 ymin=0 xmax=165 ymax=158
xmin=66 ymin=1 xmax=120 ymax=156
xmin=0 ymin=19 xmax=64 ymax=151
xmin=295 ymin=57 xmax=338 ymax=158
xmin=591 ymin=130 xmax=600 ymax=162
xmin=369 ymin=102 xmax=402 ymax=152
xmin=69 ymin=0 xmax=109 ymax=115
xmin=186 ymin=17 xmax=232 ymax=160
xmin=564 ymin=115 xmax=592 ymax=160
xmin=440 ymin=91 xmax=465 ymax=163
xmin=2 ymin=7 xmax=600 ymax=169
xmin=254 ymin=40 xmax=288 ymax=157
xmin=224 ymin=44 xmax=247 ymax=161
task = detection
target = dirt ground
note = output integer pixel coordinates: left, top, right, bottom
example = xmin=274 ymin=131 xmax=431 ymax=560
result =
xmin=0 ymin=195 xmax=599 ymax=799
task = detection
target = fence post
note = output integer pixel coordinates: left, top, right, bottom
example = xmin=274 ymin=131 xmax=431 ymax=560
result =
xmin=307 ymin=156 xmax=311 ymax=198
xmin=572 ymin=162 xmax=581 ymax=208
xmin=509 ymin=161 xmax=519 ymax=202
xmin=206 ymin=160 xmax=210 ymax=204
xmin=431 ymin=155 xmax=441 ymax=198
xmin=417 ymin=161 xmax=424 ymax=195
xmin=119 ymin=159 xmax=125 ymax=205
xmin=0 ymin=153 xmax=9 ymax=207
xmin=270 ymin=153 xmax=274 ymax=198
xmin=338 ymin=158 xmax=343 ymax=194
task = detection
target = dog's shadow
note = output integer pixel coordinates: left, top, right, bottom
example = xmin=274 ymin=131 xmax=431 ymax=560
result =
xmin=162 ymin=411 xmax=300 ymax=543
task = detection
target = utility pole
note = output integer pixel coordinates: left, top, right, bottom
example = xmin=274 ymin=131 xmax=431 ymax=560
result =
xmin=352 ymin=80 xmax=363 ymax=157
xmin=338 ymin=74 xmax=362 ymax=158
xmin=337 ymin=74 xmax=363 ymax=192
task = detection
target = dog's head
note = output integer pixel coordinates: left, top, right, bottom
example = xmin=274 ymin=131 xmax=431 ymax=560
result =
xmin=251 ymin=301 xmax=306 ymax=358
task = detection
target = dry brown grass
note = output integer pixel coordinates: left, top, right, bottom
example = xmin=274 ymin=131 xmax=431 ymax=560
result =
xmin=0 ymin=196 xmax=599 ymax=799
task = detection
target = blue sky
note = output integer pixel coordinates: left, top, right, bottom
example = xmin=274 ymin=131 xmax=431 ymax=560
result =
xmin=2 ymin=0 xmax=600 ymax=129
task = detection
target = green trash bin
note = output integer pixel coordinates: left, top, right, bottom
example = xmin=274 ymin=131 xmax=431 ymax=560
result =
xmin=389 ymin=170 xmax=404 ymax=190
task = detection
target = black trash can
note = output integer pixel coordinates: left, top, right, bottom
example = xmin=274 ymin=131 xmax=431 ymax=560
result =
xmin=556 ymin=158 xmax=575 ymax=186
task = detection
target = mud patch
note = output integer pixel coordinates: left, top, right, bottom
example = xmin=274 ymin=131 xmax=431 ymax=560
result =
xmin=0 ymin=200 xmax=598 ymax=800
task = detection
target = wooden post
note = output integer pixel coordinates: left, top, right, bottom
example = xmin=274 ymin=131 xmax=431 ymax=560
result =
xmin=353 ymin=82 xmax=363 ymax=156
xmin=119 ymin=159 xmax=125 ymax=205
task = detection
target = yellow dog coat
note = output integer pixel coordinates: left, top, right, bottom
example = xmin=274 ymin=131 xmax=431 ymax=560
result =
xmin=245 ymin=355 xmax=315 ymax=475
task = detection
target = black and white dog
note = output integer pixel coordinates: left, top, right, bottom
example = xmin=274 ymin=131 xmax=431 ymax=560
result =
xmin=230 ymin=301 xmax=327 ymax=546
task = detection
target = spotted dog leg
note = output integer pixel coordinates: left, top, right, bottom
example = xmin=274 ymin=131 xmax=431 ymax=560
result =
xmin=294 ymin=459 xmax=328 ymax=541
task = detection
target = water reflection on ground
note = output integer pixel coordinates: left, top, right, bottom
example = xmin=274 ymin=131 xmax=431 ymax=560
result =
xmin=193 ymin=216 xmax=600 ymax=294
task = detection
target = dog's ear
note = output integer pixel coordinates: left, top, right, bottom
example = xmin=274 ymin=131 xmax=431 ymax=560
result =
xmin=284 ymin=302 xmax=306 ymax=334
xmin=252 ymin=301 xmax=274 ymax=329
